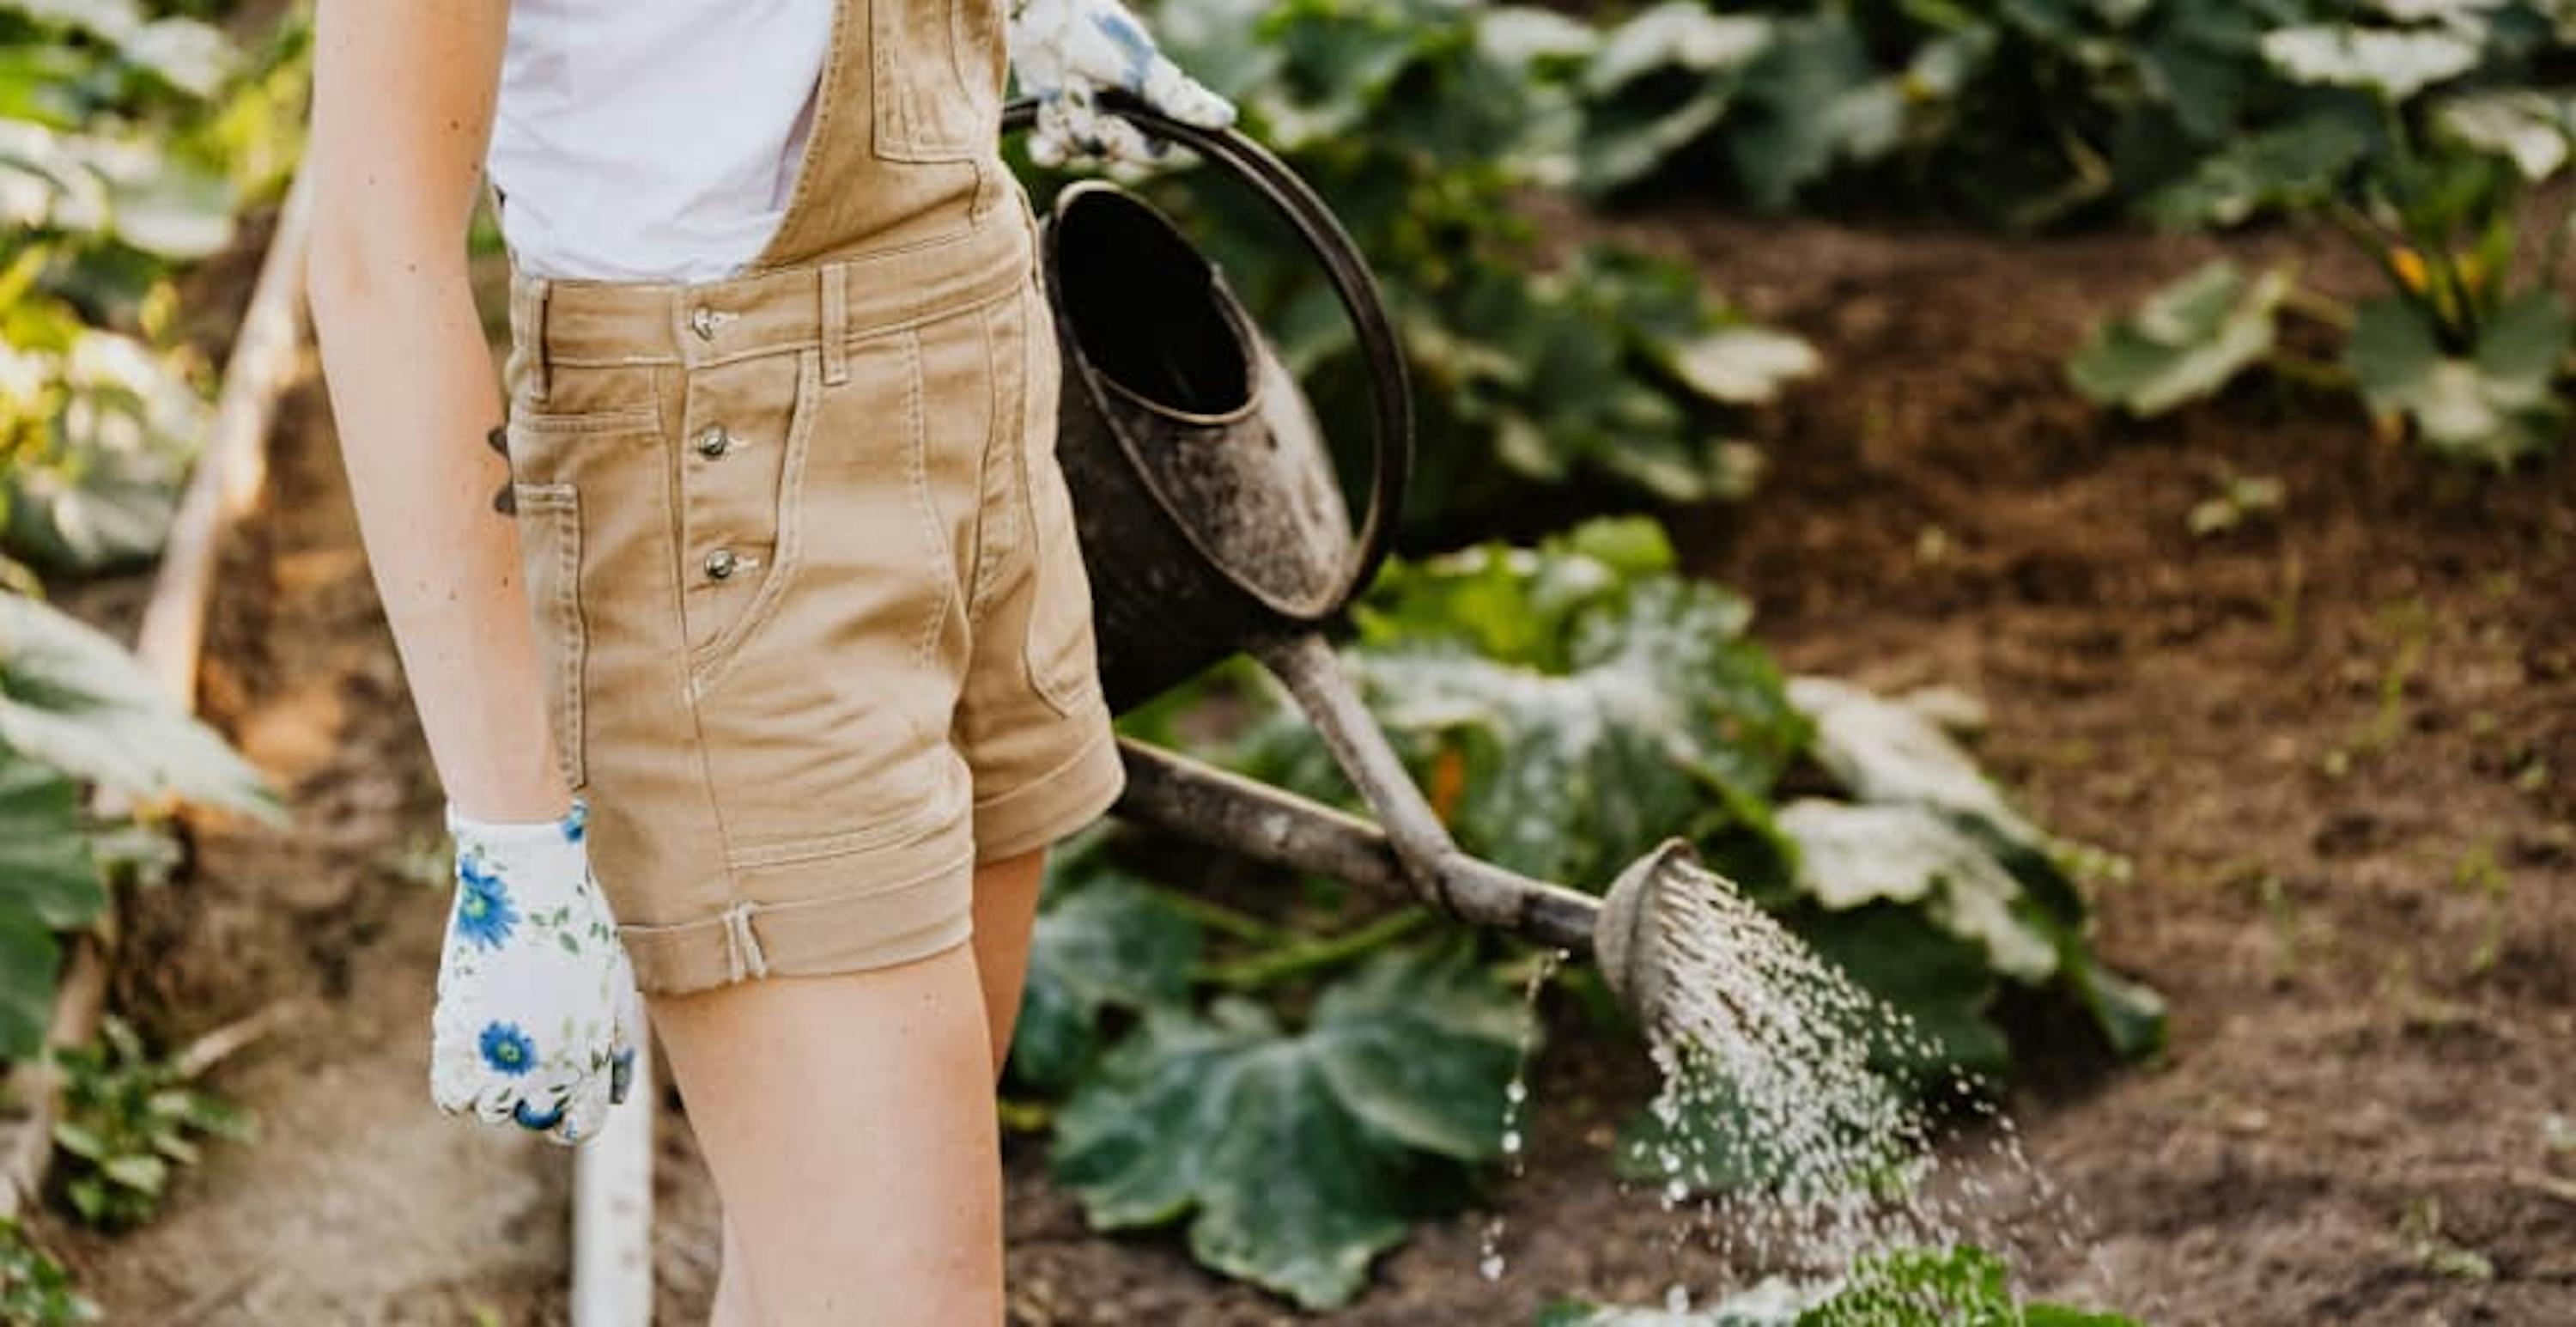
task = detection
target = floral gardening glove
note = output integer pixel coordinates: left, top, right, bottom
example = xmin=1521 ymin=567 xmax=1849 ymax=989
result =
xmin=1005 ymin=0 xmax=1236 ymax=170
xmin=430 ymin=796 xmax=639 ymax=1146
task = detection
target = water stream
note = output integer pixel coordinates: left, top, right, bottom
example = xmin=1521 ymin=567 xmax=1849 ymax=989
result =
xmin=1484 ymin=856 xmax=2105 ymax=1312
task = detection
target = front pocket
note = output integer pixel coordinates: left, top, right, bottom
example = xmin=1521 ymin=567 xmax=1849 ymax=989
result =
xmin=508 ymin=481 xmax=589 ymax=791
xmin=681 ymin=350 xmax=822 ymax=691
xmin=870 ymin=0 xmax=1003 ymax=163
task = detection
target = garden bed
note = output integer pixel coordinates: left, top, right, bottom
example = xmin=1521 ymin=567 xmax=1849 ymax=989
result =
xmin=55 ymin=209 xmax=2576 ymax=1326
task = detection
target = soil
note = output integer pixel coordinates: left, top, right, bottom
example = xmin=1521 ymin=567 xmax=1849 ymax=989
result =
xmin=43 ymin=203 xmax=2576 ymax=1325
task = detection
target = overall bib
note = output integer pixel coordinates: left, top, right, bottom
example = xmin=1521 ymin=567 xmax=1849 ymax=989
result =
xmin=495 ymin=0 xmax=1124 ymax=995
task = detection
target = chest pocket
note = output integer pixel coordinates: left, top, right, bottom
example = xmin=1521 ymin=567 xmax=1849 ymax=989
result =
xmin=871 ymin=0 xmax=1006 ymax=162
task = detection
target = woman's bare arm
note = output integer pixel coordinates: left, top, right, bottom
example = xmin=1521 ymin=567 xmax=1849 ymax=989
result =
xmin=306 ymin=0 xmax=568 ymax=824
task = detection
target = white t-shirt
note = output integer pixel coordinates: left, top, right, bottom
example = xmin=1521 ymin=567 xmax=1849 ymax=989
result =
xmin=486 ymin=0 xmax=832 ymax=283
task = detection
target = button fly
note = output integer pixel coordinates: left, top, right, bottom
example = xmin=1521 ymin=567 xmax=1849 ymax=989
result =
xmin=695 ymin=425 xmax=734 ymax=458
xmin=704 ymin=547 xmax=739 ymax=580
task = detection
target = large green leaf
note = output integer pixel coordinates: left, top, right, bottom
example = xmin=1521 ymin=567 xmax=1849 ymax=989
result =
xmin=1794 ymin=904 xmax=2010 ymax=1084
xmin=1575 ymin=3 xmax=1773 ymax=195
xmin=1050 ymin=947 xmax=1528 ymax=1308
xmin=1785 ymin=676 xmax=2163 ymax=1056
xmin=2438 ymin=88 xmax=2576 ymax=180
xmin=0 ymin=909 xmax=59 ymax=1062
xmin=2069 ymin=259 xmax=2291 ymax=415
xmin=0 ymin=750 xmax=101 ymax=1059
xmin=1 ymin=329 xmax=206 ymax=573
xmin=1007 ymin=869 xmax=1202 ymax=1093
xmin=1777 ymin=801 xmax=2059 ymax=983
xmin=1309 ymin=522 xmax=1802 ymax=891
xmin=0 ymin=748 xmax=106 ymax=931
xmin=2345 ymin=289 xmax=2572 ymax=466
xmin=1727 ymin=13 xmax=1906 ymax=210
xmin=2137 ymin=110 xmax=2372 ymax=228
xmin=3 ymin=0 xmax=239 ymax=99
xmin=1346 ymin=574 xmax=1804 ymax=888
xmin=2261 ymin=24 xmax=2482 ymax=99
xmin=0 ymin=592 xmax=281 ymax=819
xmin=0 ymin=120 xmax=236 ymax=259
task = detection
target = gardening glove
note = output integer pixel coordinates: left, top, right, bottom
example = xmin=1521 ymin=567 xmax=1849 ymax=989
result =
xmin=1005 ymin=0 xmax=1236 ymax=171
xmin=429 ymin=795 xmax=639 ymax=1147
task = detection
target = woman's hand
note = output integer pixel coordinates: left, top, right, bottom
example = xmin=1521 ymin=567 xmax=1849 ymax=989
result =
xmin=431 ymin=798 xmax=639 ymax=1145
xmin=1005 ymin=0 xmax=1236 ymax=170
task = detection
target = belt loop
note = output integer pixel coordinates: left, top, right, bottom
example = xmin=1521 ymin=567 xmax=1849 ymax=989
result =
xmin=720 ymin=900 xmax=770 ymax=985
xmin=820 ymin=262 xmax=849 ymax=387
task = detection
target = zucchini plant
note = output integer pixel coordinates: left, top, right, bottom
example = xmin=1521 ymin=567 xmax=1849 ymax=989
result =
xmin=2073 ymin=1 xmax=2576 ymax=464
xmin=1006 ymin=518 xmax=2162 ymax=1308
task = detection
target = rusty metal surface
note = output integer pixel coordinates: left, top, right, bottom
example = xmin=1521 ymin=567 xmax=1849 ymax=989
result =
xmin=1112 ymin=736 xmax=1601 ymax=956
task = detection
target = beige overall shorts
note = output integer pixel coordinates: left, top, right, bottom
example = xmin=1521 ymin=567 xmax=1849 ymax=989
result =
xmin=495 ymin=0 xmax=1124 ymax=995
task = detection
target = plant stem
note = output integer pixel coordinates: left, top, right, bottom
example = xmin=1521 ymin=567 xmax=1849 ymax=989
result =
xmin=2267 ymin=349 xmax=2353 ymax=393
xmin=1133 ymin=883 xmax=1294 ymax=947
xmin=2325 ymin=200 xmax=2423 ymax=313
xmin=1198 ymin=907 xmax=1435 ymax=990
xmin=2280 ymin=283 xmax=2354 ymax=332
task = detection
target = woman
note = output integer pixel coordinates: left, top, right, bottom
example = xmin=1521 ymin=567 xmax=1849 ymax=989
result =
xmin=303 ymin=0 xmax=1232 ymax=1319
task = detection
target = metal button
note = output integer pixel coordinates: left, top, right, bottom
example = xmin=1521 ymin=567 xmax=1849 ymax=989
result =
xmin=689 ymin=306 xmax=720 ymax=341
xmin=695 ymin=425 xmax=732 ymax=458
xmin=703 ymin=547 xmax=738 ymax=580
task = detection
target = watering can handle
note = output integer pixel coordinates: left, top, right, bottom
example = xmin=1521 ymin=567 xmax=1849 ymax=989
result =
xmin=1001 ymin=90 xmax=1414 ymax=609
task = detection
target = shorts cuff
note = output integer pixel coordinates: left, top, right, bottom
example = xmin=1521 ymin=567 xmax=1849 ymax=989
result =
xmin=971 ymin=717 xmax=1126 ymax=861
xmin=619 ymin=837 xmax=976 ymax=995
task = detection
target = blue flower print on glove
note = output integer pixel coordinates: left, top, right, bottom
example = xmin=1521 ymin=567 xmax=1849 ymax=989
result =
xmin=431 ymin=797 xmax=639 ymax=1147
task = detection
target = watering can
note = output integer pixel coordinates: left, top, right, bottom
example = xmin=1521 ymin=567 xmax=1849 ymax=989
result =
xmin=1005 ymin=94 xmax=1704 ymax=1027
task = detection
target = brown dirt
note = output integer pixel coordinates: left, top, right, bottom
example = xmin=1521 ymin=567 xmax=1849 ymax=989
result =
xmin=49 ymin=209 xmax=2576 ymax=1325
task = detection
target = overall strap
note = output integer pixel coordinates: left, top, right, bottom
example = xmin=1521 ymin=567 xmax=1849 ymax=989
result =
xmin=744 ymin=0 xmax=1012 ymax=275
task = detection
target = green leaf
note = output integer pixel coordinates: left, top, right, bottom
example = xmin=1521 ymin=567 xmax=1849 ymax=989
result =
xmin=0 ymin=911 xmax=61 ymax=1061
xmin=2 ymin=327 xmax=209 ymax=574
xmin=1050 ymin=947 xmax=1526 ymax=1308
xmin=97 ymin=1151 xmax=164 ymax=1195
xmin=2346 ymin=290 xmax=2572 ymax=466
xmin=0 ymin=747 xmax=106 ymax=930
xmin=1776 ymin=800 xmax=2060 ymax=984
xmin=1794 ymin=904 xmax=2011 ymax=1085
xmin=1661 ymin=326 xmax=1822 ymax=406
xmin=1728 ymin=15 xmax=1907 ymax=210
xmin=2056 ymin=946 xmax=2169 ymax=1061
xmin=1787 ymin=677 xmax=2042 ymax=843
xmin=1008 ymin=869 xmax=1202 ymax=1093
xmin=1346 ymin=571 xmax=1805 ymax=888
xmin=2437 ymin=90 xmax=2576 ymax=180
xmin=2261 ymin=25 xmax=2480 ymax=100
xmin=2069 ymin=259 xmax=2291 ymax=415
xmin=1584 ymin=3 xmax=1771 ymax=95
xmin=0 ymin=592 xmax=282 ymax=819
xmin=2137 ymin=111 xmax=2372 ymax=229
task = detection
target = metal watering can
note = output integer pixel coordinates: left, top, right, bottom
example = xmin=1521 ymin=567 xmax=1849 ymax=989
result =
xmin=1004 ymin=94 xmax=1705 ymax=1027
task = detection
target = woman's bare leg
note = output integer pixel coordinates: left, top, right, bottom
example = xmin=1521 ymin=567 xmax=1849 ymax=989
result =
xmin=968 ymin=845 xmax=1049 ymax=1074
xmin=653 ymin=944 xmax=1002 ymax=1326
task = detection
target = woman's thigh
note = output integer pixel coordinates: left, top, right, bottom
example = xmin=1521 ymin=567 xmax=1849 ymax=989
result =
xmin=648 ymin=944 xmax=1003 ymax=1324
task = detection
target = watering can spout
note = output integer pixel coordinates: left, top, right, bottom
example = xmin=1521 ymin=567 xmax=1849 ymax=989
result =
xmin=1114 ymin=734 xmax=1720 ymax=1032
